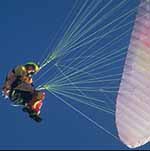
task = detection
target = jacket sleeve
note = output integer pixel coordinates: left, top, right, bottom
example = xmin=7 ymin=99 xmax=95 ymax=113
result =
xmin=2 ymin=70 xmax=16 ymax=90
xmin=2 ymin=65 xmax=26 ymax=90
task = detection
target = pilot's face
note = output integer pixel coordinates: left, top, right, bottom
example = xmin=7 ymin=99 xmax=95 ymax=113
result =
xmin=26 ymin=66 xmax=35 ymax=76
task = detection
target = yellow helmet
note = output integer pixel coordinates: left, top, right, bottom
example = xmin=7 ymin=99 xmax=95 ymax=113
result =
xmin=25 ymin=62 xmax=40 ymax=72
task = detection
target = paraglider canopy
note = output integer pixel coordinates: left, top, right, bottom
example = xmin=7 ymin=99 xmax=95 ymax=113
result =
xmin=116 ymin=0 xmax=150 ymax=148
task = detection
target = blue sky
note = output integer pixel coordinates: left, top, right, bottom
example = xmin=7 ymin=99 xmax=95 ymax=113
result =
xmin=0 ymin=0 xmax=150 ymax=150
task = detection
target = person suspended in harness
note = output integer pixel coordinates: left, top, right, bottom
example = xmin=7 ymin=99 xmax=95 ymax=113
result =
xmin=2 ymin=62 xmax=45 ymax=122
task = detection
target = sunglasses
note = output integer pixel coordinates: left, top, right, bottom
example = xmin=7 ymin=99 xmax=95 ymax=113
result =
xmin=30 ymin=72 xmax=35 ymax=75
xmin=27 ymin=71 xmax=35 ymax=76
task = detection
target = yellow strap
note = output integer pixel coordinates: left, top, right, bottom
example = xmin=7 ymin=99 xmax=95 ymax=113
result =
xmin=33 ymin=100 xmax=41 ymax=109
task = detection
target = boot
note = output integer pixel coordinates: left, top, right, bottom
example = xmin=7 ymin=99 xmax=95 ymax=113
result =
xmin=22 ymin=105 xmax=42 ymax=122
xmin=29 ymin=111 xmax=42 ymax=122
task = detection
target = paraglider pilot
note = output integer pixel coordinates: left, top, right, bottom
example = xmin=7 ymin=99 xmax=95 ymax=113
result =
xmin=2 ymin=62 xmax=45 ymax=122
